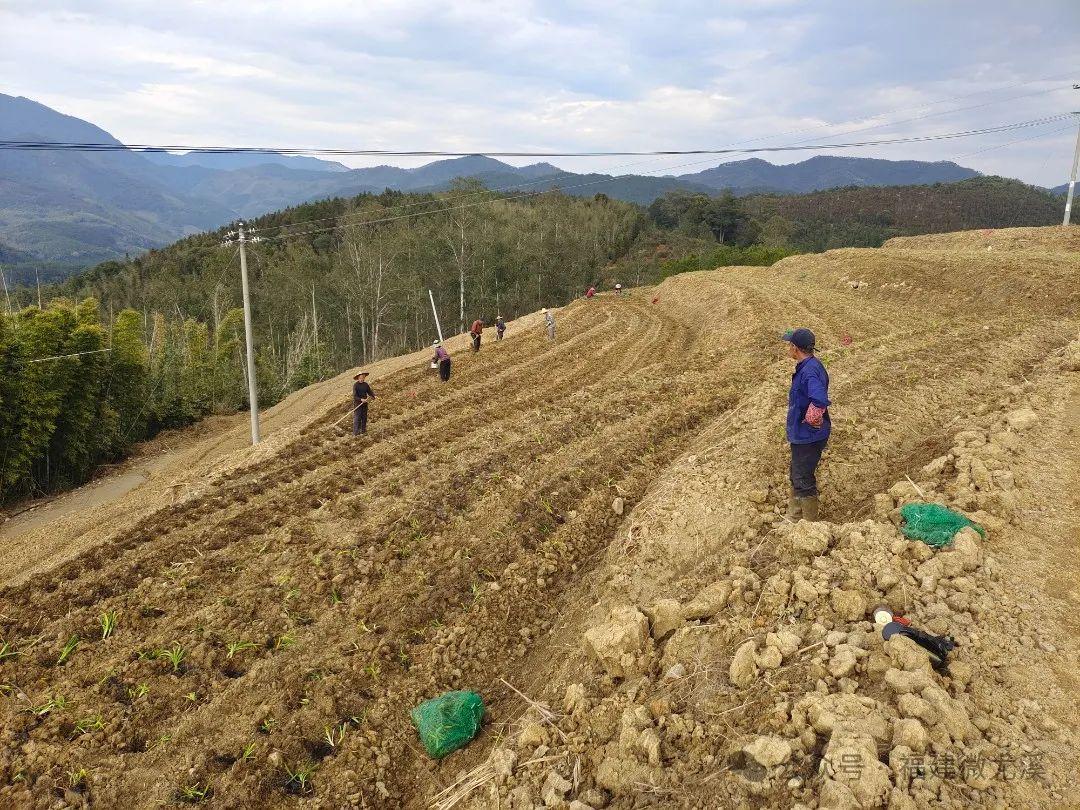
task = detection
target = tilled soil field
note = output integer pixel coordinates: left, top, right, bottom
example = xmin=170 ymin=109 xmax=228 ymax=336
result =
xmin=1 ymin=226 xmax=1078 ymax=809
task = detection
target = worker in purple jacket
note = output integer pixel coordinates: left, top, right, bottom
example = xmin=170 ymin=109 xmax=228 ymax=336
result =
xmin=783 ymin=328 xmax=830 ymax=521
xmin=432 ymin=340 xmax=451 ymax=382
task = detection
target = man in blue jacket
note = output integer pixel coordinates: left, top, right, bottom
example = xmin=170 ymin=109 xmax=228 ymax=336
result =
xmin=783 ymin=328 xmax=830 ymax=521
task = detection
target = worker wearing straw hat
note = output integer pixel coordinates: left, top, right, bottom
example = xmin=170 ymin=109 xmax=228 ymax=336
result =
xmin=543 ymin=308 xmax=555 ymax=341
xmin=351 ymin=371 xmax=375 ymax=436
xmin=495 ymin=315 xmax=506 ymax=341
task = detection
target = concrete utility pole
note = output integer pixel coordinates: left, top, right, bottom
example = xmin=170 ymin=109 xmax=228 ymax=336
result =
xmin=1062 ymin=103 xmax=1080 ymax=226
xmin=227 ymin=222 xmax=261 ymax=445
xmin=428 ymin=289 xmax=444 ymax=344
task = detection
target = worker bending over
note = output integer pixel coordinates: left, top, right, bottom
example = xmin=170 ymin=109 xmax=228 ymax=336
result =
xmin=432 ymin=340 xmax=452 ymax=382
xmin=470 ymin=318 xmax=484 ymax=352
xmin=783 ymin=328 xmax=830 ymax=520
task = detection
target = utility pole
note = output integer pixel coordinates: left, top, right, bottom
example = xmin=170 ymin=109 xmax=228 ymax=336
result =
xmin=0 ymin=264 xmax=11 ymax=315
xmin=428 ymin=289 xmax=445 ymax=344
xmin=223 ymin=222 xmax=261 ymax=445
xmin=35 ymin=268 xmax=42 ymax=309
xmin=1062 ymin=94 xmax=1080 ymax=226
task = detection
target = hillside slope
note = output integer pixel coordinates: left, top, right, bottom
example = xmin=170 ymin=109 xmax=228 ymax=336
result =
xmin=0 ymin=228 xmax=1078 ymax=808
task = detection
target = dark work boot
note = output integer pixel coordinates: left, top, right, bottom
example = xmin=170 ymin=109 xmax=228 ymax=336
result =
xmin=802 ymin=496 xmax=820 ymax=521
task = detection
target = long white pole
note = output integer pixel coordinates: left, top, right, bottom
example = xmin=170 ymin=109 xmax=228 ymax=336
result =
xmin=238 ymin=223 xmax=261 ymax=444
xmin=428 ymin=289 xmax=444 ymax=344
xmin=1063 ymin=114 xmax=1080 ymax=226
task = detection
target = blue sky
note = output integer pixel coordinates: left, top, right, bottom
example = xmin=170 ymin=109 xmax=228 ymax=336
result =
xmin=2 ymin=1 xmax=1077 ymax=185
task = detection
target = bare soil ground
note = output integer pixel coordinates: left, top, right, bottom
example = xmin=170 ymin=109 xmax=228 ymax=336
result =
xmin=0 ymin=227 xmax=1077 ymax=809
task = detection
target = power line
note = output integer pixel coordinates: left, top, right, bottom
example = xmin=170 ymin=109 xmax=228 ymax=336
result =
xmin=248 ymin=83 xmax=1075 ymax=237
xmin=0 ymin=99 xmax=1071 ymax=158
xmin=248 ymin=115 xmax=1075 ymax=244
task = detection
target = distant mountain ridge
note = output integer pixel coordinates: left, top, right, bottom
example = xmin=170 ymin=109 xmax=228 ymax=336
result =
xmin=0 ymin=94 xmax=1038 ymax=281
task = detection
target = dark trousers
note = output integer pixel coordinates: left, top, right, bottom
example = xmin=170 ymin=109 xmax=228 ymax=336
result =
xmin=472 ymin=334 xmax=481 ymax=352
xmin=352 ymin=403 xmax=368 ymax=435
xmin=497 ymin=329 xmax=504 ymax=341
xmin=790 ymin=439 xmax=827 ymax=497
xmin=439 ymin=359 xmax=452 ymax=382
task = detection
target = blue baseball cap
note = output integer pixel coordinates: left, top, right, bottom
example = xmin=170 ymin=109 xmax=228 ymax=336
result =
xmin=781 ymin=328 xmax=816 ymax=351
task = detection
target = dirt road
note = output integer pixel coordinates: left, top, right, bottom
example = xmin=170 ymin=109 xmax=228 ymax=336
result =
xmin=0 ymin=227 xmax=1077 ymax=808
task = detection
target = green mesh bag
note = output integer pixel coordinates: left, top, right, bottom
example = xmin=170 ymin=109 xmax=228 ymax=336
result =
xmin=899 ymin=503 xmax=985 ymax=549
xmin=410 ymin=691 xmax=484 ymax=759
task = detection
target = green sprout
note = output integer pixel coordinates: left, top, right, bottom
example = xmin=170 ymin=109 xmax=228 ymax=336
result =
xmin=30 ymin=694 xmax=70 ymax=716
xmin=157 ymin=643 xmax=185 ymax=672
xmin=363 ymin=662 xmax=380 ymax=681
xmin=67 ymin=767 xmax=88 ymax=788
xmin=259 ymin=717 xmax=277 ymax=734
xmin=330 ymin=588 xmax=342 ymax=605
xmin=0 ymin=640 xmax=20 ymax=663
xmin=240 ymin=741 xmax=258 ymax=762
xmin=179 ymin=782 xmax=211 ymax=803
xmin=99 ymin=610 xmax=119 ymax=640
xmin=72 ymin=715 xmax=105 ymax=737
xmin=226 ymin=640 xmax=256 ymax=659
xmin=322 ymin=721 xmax=348 ymax=749
xmin=57 ymin=635 xmax=80 ymax=665
xmin=283 ymin=761 xmax=317 ymax=795
xmin=275 ymin=634 xmax=296 ymax=651
xmin=127 ymin=683 xmax=150 ymax=701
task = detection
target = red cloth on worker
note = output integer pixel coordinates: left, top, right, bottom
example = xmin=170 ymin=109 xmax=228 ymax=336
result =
xmin=586 ymin=287 xmax=595 ymax=298
xmin=470 ymin=320 xmax=483 ymax=336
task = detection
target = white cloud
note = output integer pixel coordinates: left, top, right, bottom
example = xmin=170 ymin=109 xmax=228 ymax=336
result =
xmin=0 ymin=0 xmax=1077 ymax=184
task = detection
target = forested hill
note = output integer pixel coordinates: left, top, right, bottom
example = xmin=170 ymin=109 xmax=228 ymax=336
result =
xmin=739 ymin=176 xmax=1064 ymax=252
xmin=0 ymin=187 xmax=648 ymax=504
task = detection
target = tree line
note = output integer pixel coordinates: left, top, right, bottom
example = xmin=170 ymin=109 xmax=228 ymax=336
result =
xmin=0 ymin=298 xmax=264 ymax=502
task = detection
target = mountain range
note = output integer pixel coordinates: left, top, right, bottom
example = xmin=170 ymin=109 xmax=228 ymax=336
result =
xmin=0 ymin=92 xmax=1053 ymax=282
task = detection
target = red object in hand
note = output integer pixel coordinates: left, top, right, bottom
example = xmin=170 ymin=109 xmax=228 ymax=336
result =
xmin=895 ymin=615 xmax=912 ymax=626
xmin=803 ymin=403 xmax=826 ymax=428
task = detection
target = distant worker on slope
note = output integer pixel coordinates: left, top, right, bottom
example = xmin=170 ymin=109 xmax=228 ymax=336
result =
xmin=432 ymin=340 xmax=452 ymax=382
xmin=586 ymin=285 xmax=596 ymax=299
xmin=543 ymin=308 xmax=556 ymax=341
xmin=614 ymin=283 xmax=623 ymax=296
xmin=470 ymin=318 xmax=484 ymax=352
xmin=495 ymin=315 xmax=506 ymax=341
xmin=351 ymin=371 xmax=375 ymax=437
xmin=783 ymin=328 xmax=831 ymax=521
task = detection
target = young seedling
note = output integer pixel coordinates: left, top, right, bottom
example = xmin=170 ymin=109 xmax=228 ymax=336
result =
xmin=363 ymin=662 xmax=380 ymax=681
xmin=226 ymin=640 xmax=256 ymax=659
xmin=68 ymin=768 xmax=88 ymax=788
xmin=157 ymin=643 xmax=185 ymax=672
xmin=72 ymin=715 xmax=105 ymax=737
xmin=57 ymin=635 xmax=80 ymax=665
xmin=322 ymin=721 xmax=348 ymax=749
xmin=127 ymin=683 xmax=150 ymax=701
xmin=30 ymin=695 xmax=69 ymax=716
xmin=330 ymin=588 xmax=342 ymax=606
xmin=259 ymin=717 xmax=277 ymax=735
xmin=274 ymin=634 xmax=295 ymax=651
xmin=184 ymin=692 xmax=198 ymax=702
xmin=0 ymin=640 xmax=19 ymax=663
xmin=179 ymin=781 xmax=211 ymax=803
xmin=283 ymin=761 xmax=317 ymax=795
xmin=99 ymin=610 xmax=119 ymax=640
xmin=240 ymin=741 xmax=258 ymax=762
